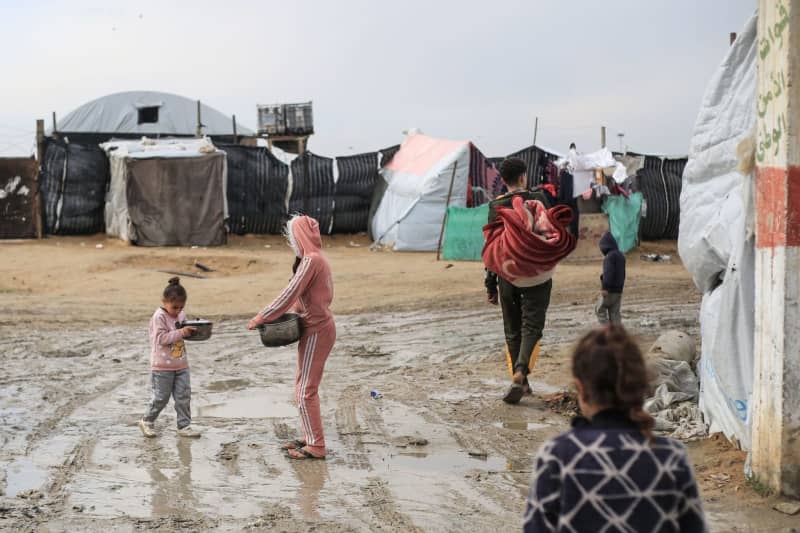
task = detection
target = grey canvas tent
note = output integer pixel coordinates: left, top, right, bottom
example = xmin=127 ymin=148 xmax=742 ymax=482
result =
xmin=102 ymin=138 xmax=227 ymax=247
xmin=56 ymin=91 xmax=252 ymax=144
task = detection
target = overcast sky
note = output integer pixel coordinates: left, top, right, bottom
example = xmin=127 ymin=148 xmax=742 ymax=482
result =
xmin=0 ymin=0 xmax=755 ymax=158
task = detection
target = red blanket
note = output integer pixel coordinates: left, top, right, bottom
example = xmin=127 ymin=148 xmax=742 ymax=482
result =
xmin=482 ymin=196 xmax=576 ymax=286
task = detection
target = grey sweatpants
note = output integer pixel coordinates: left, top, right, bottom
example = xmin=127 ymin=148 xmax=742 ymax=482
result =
xmin=143 ymin=368 xmax=191 ymax=429
xmin=596 ymin=293 xmax=622 ymax=325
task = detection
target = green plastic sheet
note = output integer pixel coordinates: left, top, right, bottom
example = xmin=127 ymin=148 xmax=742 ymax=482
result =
xmin=602 ymin=192 xmax=643 ymax=253
xmin=441 ymin=204 xmax=490 ymax=261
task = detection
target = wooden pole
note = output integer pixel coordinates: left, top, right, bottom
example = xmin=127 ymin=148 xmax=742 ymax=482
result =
xmin=34 ymin=119 xmax=45 ymax=239
xmin=51 ymin=112 xmax=57 ymax=134
xmin=533 ymin=116 xmax=539 ymax=146
xmin=195 ymin=100 xmax=202 ymax=138
xmin=436 ymin=160 xmax=459 ymax=261
xmin=600 ymin=126 xmax=606 ymax=148
xmin=232 ymin=115 xmax=238 ymax=144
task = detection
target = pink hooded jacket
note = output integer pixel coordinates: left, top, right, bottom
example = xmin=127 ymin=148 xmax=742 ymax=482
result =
xmin=255 ymin=216 xmax=335 ymax=333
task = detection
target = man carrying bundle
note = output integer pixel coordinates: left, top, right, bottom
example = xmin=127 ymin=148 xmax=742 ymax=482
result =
xmin=483 ymin=158 xmax=577 ymax=404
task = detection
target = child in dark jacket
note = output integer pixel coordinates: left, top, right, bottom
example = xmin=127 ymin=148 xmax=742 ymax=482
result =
xmin=596 ymin=231 xmax=625 ymax=325
xmin=523 ymin=326 xmax=707 ymax=532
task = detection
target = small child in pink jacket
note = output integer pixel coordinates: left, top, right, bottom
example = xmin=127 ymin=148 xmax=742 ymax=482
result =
xmin=139 ymin=277 xmax=201 ymax=438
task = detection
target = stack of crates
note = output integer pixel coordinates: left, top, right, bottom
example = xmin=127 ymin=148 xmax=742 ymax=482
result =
xmin=257 ymin=102 xmax=314 ymax=136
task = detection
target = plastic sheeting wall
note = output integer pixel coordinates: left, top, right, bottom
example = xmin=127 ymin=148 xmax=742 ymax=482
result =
xmin=221 ymin=144 xmax=289 ymax=235
xmin=678 ymin=13 xmax=757 ymax=448
xmin=39 ymin=139 xmax=109 ymax=235
xmin=468 ymin=145 xmax=502 ymax=206
xmin=126 ymin=153 xmax=227 ymax=247
xmin=505 ymin=145 xmax=560 ymax=188
xmin=0 ymin=158 xmax=38 ymax=239
xmin=637 ymin=165 xmax=683 ymax=240
xmin=290 ymin=152 xmax=335 ymax=234
xmin=441 ymin=204 xmax=489 ymax=261
xmin=333 ymin=152 xmax=379 ymax=234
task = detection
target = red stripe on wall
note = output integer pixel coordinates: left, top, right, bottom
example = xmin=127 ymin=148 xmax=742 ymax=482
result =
xmin=756 ymin=165 xmax=800 ymax=249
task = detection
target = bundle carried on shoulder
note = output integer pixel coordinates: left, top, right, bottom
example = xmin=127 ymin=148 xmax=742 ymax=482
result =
xmin=482 ymin=195 xmax=576 ymax=286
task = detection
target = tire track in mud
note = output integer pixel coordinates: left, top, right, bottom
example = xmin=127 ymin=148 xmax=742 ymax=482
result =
xmin=359 ymin=478 xmax=423 ymax=533
xmin=334 ymin=386 xmax=371 ymax=471
xmin=25 ymin=376 xmax=129 ymax=454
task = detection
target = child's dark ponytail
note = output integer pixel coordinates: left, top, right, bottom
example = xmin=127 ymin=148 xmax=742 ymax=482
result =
xmin=572 ymin=325 xmax=655 ymax=440
xmin=163 ymin=276 xmax=187 ymax=302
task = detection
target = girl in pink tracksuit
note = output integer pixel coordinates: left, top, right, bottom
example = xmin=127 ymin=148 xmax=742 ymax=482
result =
xmin=248 ymin=215 xmax=336 ymax=460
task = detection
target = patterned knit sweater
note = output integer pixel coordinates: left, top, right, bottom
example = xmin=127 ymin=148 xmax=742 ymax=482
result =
xmin=524 ymin=410 xmax=707 ymax=533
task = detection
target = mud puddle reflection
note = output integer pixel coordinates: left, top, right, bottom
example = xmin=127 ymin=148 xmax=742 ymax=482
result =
xmin=195 ymin=386 xmax=296 ymax=419
xmin=68 ymin=426 xmax=292 ymax=519
xmin=3 ymin=458 xmax=48 ymax=497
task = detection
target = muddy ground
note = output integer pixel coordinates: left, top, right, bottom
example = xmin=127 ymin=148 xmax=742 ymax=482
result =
xmin=0 ymin=236 xmax=796 ymax=532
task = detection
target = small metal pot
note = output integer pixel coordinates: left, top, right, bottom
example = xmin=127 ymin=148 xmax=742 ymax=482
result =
xmin=175 ymin=319 xmax=213 ymax=341
xmin=258 ymin=313 xmax=302 ymax=347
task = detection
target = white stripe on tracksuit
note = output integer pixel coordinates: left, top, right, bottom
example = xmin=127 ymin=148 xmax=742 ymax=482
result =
xmin=298 ymin=332 xmax=319 ymax=444
xmin=260 ymin=257 xmax=312 ymax=319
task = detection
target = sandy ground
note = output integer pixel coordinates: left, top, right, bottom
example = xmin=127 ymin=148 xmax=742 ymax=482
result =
xmin=0 ymin=235 xmax=796 ymax=532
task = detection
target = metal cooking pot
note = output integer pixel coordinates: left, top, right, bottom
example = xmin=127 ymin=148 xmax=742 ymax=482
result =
xmin=175 ymin=319 xmax=213 ymax=341
xmin=258 ymin=313 xmax=303 ymax=347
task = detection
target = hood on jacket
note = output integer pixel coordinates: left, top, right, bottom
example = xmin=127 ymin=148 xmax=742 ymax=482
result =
xmin=286 ymin=215 xmax=323 ymax=258
xmin=599 ymin=231 xmax=619 ymax=255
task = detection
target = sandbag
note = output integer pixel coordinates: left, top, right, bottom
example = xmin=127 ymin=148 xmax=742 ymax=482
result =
xmin=647 ymin=330 xmax=697 ymax=365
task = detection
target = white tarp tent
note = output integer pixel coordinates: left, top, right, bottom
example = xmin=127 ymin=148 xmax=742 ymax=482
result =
xmin=101 ymin=137 xmax=228 ymax=246
xmin=678 ymin=13 xmax=757 ymax=448
xmin=57 ymin=91 xmax=253 ymax=137
xmin=371 ymin=134 xmax=472 ymax=251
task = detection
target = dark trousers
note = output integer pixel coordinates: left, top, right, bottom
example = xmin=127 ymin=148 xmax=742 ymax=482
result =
xmin=498 ymin=277 xmax=552 ymax=375
xmin=596 ymin=293 xmax=622 ymax=325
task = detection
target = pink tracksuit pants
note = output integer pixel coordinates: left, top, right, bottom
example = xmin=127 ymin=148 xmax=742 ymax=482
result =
xmin=295 ymin=323 xmax=336 ymax=455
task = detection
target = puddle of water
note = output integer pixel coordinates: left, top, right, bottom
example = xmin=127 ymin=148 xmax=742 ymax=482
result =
xmin=206 ymin=378 xmax=251 ymax=392
xmin=69 ymin=427 xmax=287 ymax=519
xmin=493 ymin=421 xmax=549 ymax=431
xmin=4 ymin=458 xmax=48 ymax=497
xmin=429 ymin=390 xmax=484 ymax=403
xmin=379 ymin=451 xmax=506 ymax=474
xmin=195 ymin=387 xmax=296 ymax=419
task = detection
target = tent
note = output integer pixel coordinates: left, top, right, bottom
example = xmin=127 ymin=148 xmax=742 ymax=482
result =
xmin=678 ymin=13 xmax=757 ymax=448
xmin=101 ymin=138 xmax=228 ymax=246
xmin=56 ymin=91 xmax=252 ymax=142
xmin=371 ymin=134 xmax=499 ymax=251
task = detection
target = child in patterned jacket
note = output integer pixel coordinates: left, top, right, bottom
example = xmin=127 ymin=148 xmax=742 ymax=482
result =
xmin=524 ymin=325 xmax=706 ymax=532
xmin=138 ymin=277 xmax=202 ymax=438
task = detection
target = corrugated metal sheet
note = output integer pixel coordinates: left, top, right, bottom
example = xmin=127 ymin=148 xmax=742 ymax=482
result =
xmin=290 ymin=152 xmax=335 ymax=234
xmin=39 ymin=139 xmax=109 ymax=235
xmin=333 ymin=152 xmax=379 ymax=234
xmin=221 ymin=144 xmax=290 ymax=235
xmin=0 ymin=158 xmax=38 ymax=239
